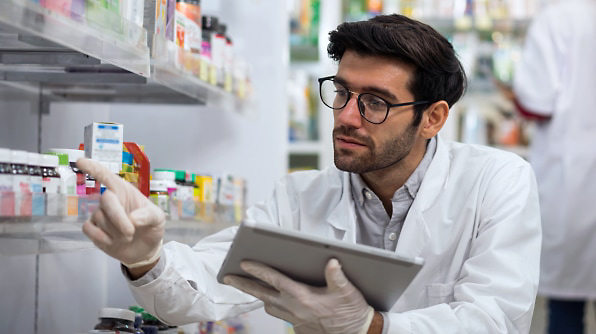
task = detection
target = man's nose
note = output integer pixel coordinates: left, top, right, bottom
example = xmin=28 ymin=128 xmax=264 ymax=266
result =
xmin=336 ymin=94 xmax=363 ymax=127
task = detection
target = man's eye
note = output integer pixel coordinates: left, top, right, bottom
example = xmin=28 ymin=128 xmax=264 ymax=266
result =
xmin=335 ymin=89 xmax=349 ymax=96
xmin=363 ymin=96 xmax=385 ymax=108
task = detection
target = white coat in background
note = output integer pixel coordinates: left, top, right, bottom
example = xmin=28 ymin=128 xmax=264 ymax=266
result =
xmin=513 ymin=0 xmax=596 ymax=299
xmin=128 ymin=137 xmax=541 ymax=333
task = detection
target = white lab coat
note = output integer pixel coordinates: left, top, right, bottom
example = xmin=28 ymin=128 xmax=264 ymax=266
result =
xmin=513 ymin=0 xmax=596 ymax=299
xmin=129 ymin=137 xmax=541 ymax=333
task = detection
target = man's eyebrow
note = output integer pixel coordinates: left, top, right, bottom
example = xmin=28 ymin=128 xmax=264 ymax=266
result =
xmin=334 ymin=76 xmax=399 ymax=102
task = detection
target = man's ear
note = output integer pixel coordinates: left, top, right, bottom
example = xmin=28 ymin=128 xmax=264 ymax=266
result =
xmin=420 ymin=101 xmax=449 ymax=139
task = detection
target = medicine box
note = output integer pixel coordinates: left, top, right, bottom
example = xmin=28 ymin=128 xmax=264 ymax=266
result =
xmin=84 ymin=122 xmax=124 ymax=164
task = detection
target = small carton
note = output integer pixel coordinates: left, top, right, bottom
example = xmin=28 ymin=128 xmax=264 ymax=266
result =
xmin=84 ymin=122 xmax=124 ymax=164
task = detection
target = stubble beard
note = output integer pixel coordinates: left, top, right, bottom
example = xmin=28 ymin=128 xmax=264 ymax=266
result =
xmin=333 ymin=123 xmax=418 ymax=174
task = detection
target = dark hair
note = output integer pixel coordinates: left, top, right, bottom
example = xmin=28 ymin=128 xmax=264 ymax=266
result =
xmin=327 ymin=14 xmax=467 ymax=125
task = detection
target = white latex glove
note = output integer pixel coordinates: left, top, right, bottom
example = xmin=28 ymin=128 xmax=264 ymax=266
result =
xmin=77 ymin=158 xmax=165 ymax=268
xmin=223 ymin=259 xmax=375 ymax=334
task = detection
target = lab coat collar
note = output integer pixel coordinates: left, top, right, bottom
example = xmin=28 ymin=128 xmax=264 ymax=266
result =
xmin=396 ymin=135 xmax=451 ymax=258
xmin=412 ymin=135 xmax=450 ymax=212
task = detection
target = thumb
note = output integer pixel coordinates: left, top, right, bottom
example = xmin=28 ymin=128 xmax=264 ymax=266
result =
xmin=129 ymin=204 xmax=165 ymax=228
xmin=324 ymin=258 xmax=350 ymax=290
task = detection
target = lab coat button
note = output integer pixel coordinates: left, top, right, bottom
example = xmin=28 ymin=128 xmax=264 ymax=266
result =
xmin=389 ymin=232 xmax=397 ymax=241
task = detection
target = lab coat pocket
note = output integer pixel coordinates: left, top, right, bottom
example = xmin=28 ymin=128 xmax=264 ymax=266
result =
xmin=426 ymin=280 xmax=457 ymax=306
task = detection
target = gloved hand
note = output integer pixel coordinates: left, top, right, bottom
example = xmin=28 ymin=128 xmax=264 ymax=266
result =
xmin=223 ymin=258 xmax=375 ymax=334
xmin=77 ymin=158 xmax=165 ymax=269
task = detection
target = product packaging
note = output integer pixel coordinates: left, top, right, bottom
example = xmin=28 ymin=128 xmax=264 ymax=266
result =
xmin=182 ymin=171 xmax=196 ymax=218
xmin=40 ymin=0 xmax=73 ymax=17
xmin=48 ymin=148 xmax=84 ymax=216
xmin=27 ymin=153 xmax=45 ymax=217
xmin=149 ymin=179 xmax=170 ymax=213
xmin=0 ymin=148 xmax=14 ymax=217
xmin=120 ymin=151 xmax=139 ymax=189
xmin=84 ymin=122 xmax=124 ymax=164
xmin=200 ymin=15 xmax=217 ymax=82
xmin=86 ymin=0 xmax=122 ymax=33
xmin=174 ymin=0 xmax=201 ymax=72
xmin=70 ymin=0 xmax=86 ymax=21
xmin=216 ymin=173 xmax=235 ymax=223
xmin=41 ymin=154 xmax=62 ymax=217
xmin=123 ymin=0 xmax=145 ymax=26
xmin=93 ymin=307 xmax=138 ymax=333
xmin=83 ymin=159 xmax=102 ymax=217
xmin=195 ymin=174 xmax=213 ymax=221
xmin=211 ymin=23 xmax=226 ymax=87
xmin=233 ymin=177 xmax=246 ymax=223
xmin=233 ymin=58 xmax=247 ymax=99
xmin=11 ymin=150 xmax=31 ymax=217
xmin=153 ymin=169 xmax=177 ymax=218
xmin=224 ymin=36 xmax=234 ymax=92
xmin=165 ymin=0 xmax=176 ymax=40
xmin=47 ymin=153 xmax=76 ymax=216
xmin=144 ymin=0 xmax=175 ymax=59
xmin=152 ymin=170 xmax=176 ymax=193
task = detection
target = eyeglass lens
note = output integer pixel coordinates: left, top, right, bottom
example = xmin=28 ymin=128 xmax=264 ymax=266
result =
xmin=320 ymin=79 xmax=388 ymax=123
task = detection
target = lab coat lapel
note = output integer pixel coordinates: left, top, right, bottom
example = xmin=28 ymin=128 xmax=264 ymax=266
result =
xmin=325 ymin=171 xmax=357 ymax=242
xmin=396 ymin=136 xmax=451 ymax=258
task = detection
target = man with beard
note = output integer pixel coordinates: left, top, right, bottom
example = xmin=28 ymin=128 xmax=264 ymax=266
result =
xmin=77 ymin=14 xmax=541 ymax=334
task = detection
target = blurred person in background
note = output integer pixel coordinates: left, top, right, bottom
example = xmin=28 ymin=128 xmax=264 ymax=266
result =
xmin=511 ymin=0 xmax=596 ymax=333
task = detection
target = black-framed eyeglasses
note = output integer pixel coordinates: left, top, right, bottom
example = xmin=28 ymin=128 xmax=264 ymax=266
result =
xmin=318 ymin=75 xmax=430 ymax=124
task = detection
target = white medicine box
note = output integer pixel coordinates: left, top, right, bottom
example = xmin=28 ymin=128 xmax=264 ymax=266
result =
xmin=84 ymin=122 xmax=124 ymax=164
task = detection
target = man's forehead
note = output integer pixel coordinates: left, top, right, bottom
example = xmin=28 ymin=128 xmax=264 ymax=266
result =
xmin=338 ymin=50 xmax=414 ymax=69
xmin=335 ymin=52 xmax=414 ymax=98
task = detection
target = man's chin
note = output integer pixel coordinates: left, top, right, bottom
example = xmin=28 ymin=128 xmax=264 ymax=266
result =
xmin=334 ymin=157 xmax=364 ymax=173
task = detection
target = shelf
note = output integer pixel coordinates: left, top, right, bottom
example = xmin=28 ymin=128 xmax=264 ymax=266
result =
xmin=0 ymin=217 xmax=237 ymax=256
xmin=0 ymin=1 xmax=253 ymax=113
xmin=290 ymin=44 xmax=319 ymax=62
xmin=288 ymin=141 xmax=323 ymax=155
xmin=0 ymin=0 xmax=150 ymax=76
xmin=150 ymin=36 xmax=250 ymax=113
xmin=420 ymin=17 xmax=531 ymax=33
xmin=162 ymin=219 xmax=237 ymax=245
xmin=0 ymin=193 xmax=241 ymax=255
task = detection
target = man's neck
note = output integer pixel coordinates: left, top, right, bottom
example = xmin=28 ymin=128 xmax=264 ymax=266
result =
xmin=361 ymin=140 xmax=428 ymax=214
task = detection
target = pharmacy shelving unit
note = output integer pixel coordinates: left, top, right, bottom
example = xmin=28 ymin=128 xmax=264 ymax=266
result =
xmin=422 ymin=16 xmax=532 ymax=152
xmin=420 ymin=16 xmax=531 ymax=33
xmin=0 ymin=202 xmax=239 ymax=256
xmin=0 ymin=0 xmax=250 ymax=113
xmin=288 ymin=141 xmax=324 ymax=155
xmin=0 ymin=217 xmax=237 ymax=256
xmin=0 ymin=0 xmax=247 ymax=255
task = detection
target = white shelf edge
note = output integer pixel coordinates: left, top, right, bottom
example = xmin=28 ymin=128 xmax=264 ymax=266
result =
xmin=288 ymin=141 xmax=324 ymax=154
xmin=0 ymin=2 xmax=257 ymax=111
xmin=419 ymin=17 xmax=532 ymax=32
xmin=150 ymin=36 xmax=252 ymax=113
xmin=0 ymin=0 xmax=151 ymax=76
xmin=0 ymin=218 xmax=238 ymax=255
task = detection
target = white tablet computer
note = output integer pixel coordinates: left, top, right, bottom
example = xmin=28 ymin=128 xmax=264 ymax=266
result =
xmin=217 ymin=221 xmax=424 ymax=312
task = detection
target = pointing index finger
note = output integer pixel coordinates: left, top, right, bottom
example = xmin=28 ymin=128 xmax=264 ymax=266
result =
xmin=76 ymin=157 xmax=127 ymax=192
